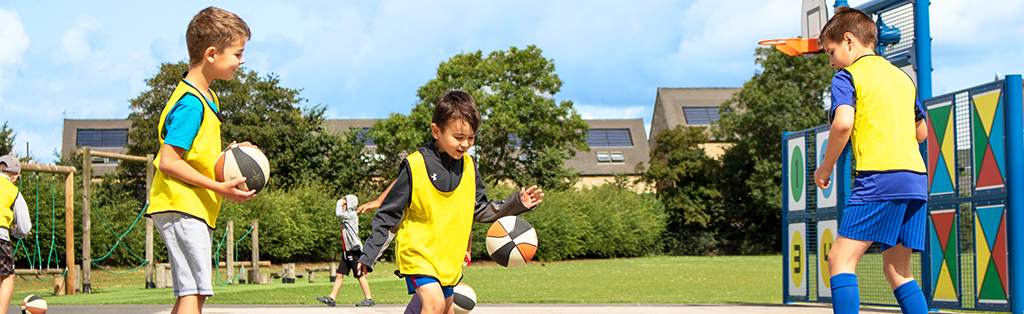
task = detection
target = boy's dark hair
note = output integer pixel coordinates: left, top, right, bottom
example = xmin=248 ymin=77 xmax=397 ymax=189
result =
xmin=186 ymin=7 xmax=251 ymax=67
xmin=433 ymin=91 xmax=481 ymax=133
xmin=819 ymin=6 xmax=876 ymax=49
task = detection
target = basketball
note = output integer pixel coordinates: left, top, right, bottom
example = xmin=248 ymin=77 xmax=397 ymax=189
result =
xmin=215 ymin=144 xmax=270 ymax=194
xmin=452 ymin=283 xmax=477 ymax=314
xmin=21 ymin=294 xmax=46 ymax=314
xmin=485 ymin=216 xmax=538 ymax=268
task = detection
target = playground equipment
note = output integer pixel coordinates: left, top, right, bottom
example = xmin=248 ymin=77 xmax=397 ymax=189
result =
xmin=78 ymin=147 xmax=264 ymax=290
xmin=783 ymin=76 xmax=1024 ymax=312
xmin=13 ymin=163 xmax=76 ymax=295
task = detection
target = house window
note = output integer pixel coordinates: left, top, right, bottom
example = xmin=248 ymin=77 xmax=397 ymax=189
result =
xmin=682 ymin=107 xmax=722 ymax=125
xmin=610 ymin=152 xmax=624 ymax=162
xmin=596 ymin=151 xmax=625 ymax=163
xmin=356 ymin=128 xmax=376 ymax=146
xmin=77 ymin=129 xmax=128 ymax=148
xmin=587 ymin=129 xmax=632 ymax=147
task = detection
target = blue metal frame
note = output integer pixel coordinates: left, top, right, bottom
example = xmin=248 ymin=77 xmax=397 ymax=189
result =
xmin=1004 ymin=74 xmax=1023 ymax=314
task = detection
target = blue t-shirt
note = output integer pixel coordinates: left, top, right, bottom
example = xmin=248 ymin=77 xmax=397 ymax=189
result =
xmin=829 ymin=70 xmax=928 ymax=202
xmin=163 ymin=80 xmax=218 ymax=150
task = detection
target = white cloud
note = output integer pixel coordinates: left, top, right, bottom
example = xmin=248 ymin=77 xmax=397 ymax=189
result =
xmin=0 ymin=7 xmax=30 ymax=95
xmin=56 ymin=15 xmax=102 ymax=63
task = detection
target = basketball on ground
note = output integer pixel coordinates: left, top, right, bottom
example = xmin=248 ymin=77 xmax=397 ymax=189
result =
xmin=215 ymin=144 xmax=270 ymax=194
xmin=485 ymin=216 xmax=538 ymax=268
xmin=452 ymin=283 xmax=477 ymax=314
xmin=21 ymin=294 xmax=46 ymax=314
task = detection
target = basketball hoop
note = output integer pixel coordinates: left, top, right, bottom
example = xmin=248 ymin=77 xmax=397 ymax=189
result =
xmin=758 ymin=38 xmax=822 ymax=56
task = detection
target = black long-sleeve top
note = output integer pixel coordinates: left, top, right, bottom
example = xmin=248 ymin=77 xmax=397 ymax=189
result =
xmin=358 ymin=140 xmax=534 ymax=271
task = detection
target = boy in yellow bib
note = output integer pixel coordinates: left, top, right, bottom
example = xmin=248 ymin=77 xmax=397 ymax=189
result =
xmin=146 ymin=7 xmax=255 ymax=314
xmin=813 ymin=6 xmax=929 ymax=314
xmin=357 ymin=91 xmax=544 ymax=314
xmin=0 ymin=155 xmax=30 ymax=314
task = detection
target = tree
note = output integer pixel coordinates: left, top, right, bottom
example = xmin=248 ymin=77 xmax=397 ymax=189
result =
xmin=125 ymin=61 xmax=369 ymax=192
xmin=368 ymin=46 xmax=589 ymax=190
xmin=639 ymin=125 xmax=722 ymax=255
xmin=713 ymin=47 xmax=833 ymax=254
xmin=0 ymin=122 xmax=14 ymax=156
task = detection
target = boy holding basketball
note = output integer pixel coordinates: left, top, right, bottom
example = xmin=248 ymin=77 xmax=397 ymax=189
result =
xmin=0 ymin=155 xmax=31 ymax=314
xmin=813 ymin=6 xmax=929 ymax=314
xmin=147 ymin=7 xmax=255 ymax=314
xmin=317 ymin=194 xmax=375 ymax=307
xmin=357 ymin=91 xmax=544 ymax=314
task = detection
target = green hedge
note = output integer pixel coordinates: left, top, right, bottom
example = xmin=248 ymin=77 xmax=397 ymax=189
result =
xmin=471 ymin=184 xmax=665 ymax=262
xmin=13 ymin=172 xmax=665 ymax=267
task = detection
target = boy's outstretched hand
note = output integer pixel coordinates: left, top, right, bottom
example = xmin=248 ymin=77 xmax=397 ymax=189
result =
xmin=520 ymin=186 xmax=544 ymax=208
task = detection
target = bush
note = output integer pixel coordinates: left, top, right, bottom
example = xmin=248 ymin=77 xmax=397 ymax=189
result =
xmin=471 ymin=183 xmax=665 ymax=262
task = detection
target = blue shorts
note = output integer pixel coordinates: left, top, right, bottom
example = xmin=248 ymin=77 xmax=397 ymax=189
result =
xmin=839 ymin=199 xmax=926 ymax=251
xmin=405 ymin=275 xmax=454 ymax=298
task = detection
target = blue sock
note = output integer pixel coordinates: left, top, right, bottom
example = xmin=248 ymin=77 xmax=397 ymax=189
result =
xmin=894 ymin=280 xmax=928 ymax=314
xmin=831 ymin=273 xmax=860 ymax=314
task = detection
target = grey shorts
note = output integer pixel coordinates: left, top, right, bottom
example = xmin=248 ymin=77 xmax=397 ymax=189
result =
xmin=153 ymin=212 xmax=214 ymax=296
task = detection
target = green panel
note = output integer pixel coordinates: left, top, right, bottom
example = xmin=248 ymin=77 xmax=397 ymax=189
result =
xmin=973 ymin=108 xmax=988 ymax=180
xmin=944 ymin=223 xmax=959 ymax=286
xmin=929 ymin=105 xmax=952 ymax=145
xmin=979 ymin=258 xmax=1007 ymax=301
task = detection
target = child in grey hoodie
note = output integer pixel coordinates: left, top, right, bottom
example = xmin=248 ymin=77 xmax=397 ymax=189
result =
xmin=317 ymin=195 xmax=374 ymax=307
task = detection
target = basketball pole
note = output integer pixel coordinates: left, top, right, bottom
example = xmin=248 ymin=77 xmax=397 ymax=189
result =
xmin=781 ymin=131 xmax=791 ymax=304
xmin=1004 ymin=74 xmax=1023 ymax=314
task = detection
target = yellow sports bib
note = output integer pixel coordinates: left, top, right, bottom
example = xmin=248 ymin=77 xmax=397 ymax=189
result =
xmin=395 ymin=151 xmax=475 ymax=286
xmin=148 ymin=80 xmax=223 ymax=228
xmin=0 ymin=175 xmax=17 ymax=228
xmin=844 ymin=56 xmax=926 ymax=173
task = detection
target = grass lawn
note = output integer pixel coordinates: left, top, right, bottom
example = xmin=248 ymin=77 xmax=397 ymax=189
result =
xmin=9 ymin=255 xmax=782 ymax=305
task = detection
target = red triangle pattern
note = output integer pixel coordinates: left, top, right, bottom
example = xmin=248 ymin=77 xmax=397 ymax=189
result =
xmin=977 ymin=145 xmax=1005 ymax=188
xmin=927 ymin=120 xmax=940 ymax=191
xmin=932 ymin=211 xmax=955 ymax=252
xmin=994 ymin=211 xmax=1008 ymax=296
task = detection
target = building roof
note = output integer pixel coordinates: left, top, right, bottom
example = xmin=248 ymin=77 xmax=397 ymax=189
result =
xmin=649 ymin=87 xmax=740 ymax=149
xmin=62 ymin=117 xmax=650 ymax=178
xmin=322 ymin=119 xmax=377 ymax=134
xmin=564 ymin=119 xmax=650 ymax=176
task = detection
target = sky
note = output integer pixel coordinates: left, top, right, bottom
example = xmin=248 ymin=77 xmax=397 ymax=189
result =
xmin=0 ymin=0 xmax=1022 ymax=163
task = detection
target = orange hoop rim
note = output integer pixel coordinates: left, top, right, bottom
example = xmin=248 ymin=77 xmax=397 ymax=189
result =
xmin=758 ymin=39 xmax=791 ymax=46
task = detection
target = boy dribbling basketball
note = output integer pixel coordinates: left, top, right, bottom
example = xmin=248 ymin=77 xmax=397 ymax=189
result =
xmin=356 ymin=91 xmax=544 ymax=314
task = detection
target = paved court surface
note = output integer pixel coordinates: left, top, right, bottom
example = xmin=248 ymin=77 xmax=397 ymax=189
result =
xmin=10 ymin=303 xmax=964 ymax=314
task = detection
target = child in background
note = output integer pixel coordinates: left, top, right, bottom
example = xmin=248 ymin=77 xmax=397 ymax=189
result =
xmin=317 ymin=195 xmax=374 ymax=307
xmin=0 ymin=155 xmax=30 ymax=314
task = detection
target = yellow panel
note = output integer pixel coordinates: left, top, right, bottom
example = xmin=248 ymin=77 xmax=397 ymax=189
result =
xmin=941 ymin=116 xmax=956 ymax=189
xmin=973 ymin=91 xmax=1002 ymax=136
xmin=935 ymin=260 xmax=959 ymax=301
xmin=976 ymin=217 xmax=992 ymax=295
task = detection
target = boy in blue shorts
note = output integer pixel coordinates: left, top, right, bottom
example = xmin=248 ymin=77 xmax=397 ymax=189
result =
xmin=147 ymin=7 xmax=255 ymax=314
xmin=813 ymin=6 xmax=930 ymax=314
xmin=0 ymin=155 xmax=30 ymax=314
xmin=356 ymin=91 xmax=545 ymax=314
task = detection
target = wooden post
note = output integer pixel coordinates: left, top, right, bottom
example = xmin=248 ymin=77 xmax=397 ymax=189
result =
xmin=283 ymin=263 xmax=295 ymax=283
xmin=251 ymin=219 xmax=258 ymax=284
xmin=64 ymin=172 xmax=76 ymax=295
xmin=226 ymin=220 xmax=234 ymax=283
xmin=145 ymin=154 xmax=154 ymax=289
xmin=81 ymin=147 xmax=92 ymax=293
xmin=74 ymin=264 xmax=82 ymax=293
